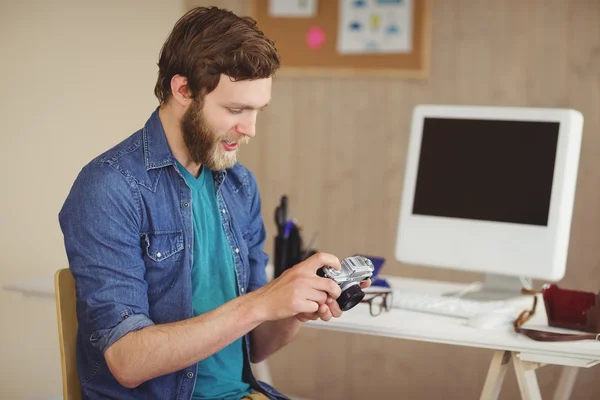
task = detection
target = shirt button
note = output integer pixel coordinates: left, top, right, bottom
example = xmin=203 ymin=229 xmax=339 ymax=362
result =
xmin=187 ymin=372 xmax=194 ymax=378
xmin=183 ymin=202 xmax=189 ymax=207
xmin=235 ymin=248 xmax=240 ymax=253
xmin=221 ymin=208 xmax=226 ymax=214
xmin=240 ymin=287 xmax=245 ymax=293
xmin=156 ymin=252 xmax=162 ymax=258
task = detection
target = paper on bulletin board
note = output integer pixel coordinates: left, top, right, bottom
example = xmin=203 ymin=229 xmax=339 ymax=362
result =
xmin=337 ymin=0 xmax=412 ymax=54
xmin=269 ymin=0 xmax=318 ymax=18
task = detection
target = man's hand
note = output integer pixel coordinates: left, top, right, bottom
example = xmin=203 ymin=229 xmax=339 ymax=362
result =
xmin=249 ymin=254 xmax=372 ymax=363
xmin=296 ymin=279 xmax=372 ymax=322
xmin=252 ymin=252 xmax=343 ymax=321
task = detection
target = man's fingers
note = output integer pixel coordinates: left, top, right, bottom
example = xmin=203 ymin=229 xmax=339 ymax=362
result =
xmin=297 ymin=312 xmax=319 ymax=322
xmin=296 ymin=299 xmax=319 ymax=315
xmin=318 ymin=304 xmax=333 ymax=322
xmin=303 ymin=252 xmax=341 ymax=272
xmin=306 ymin=288 xmax=328 ymax=305
xmin=326 ymin=298 xmax=343 ymax=318
xmin=310 ymin=276 xmax=341 ymax=299
xmin=296 ymin=314 xmax=309 ymax=322
xmin=359 ymin=279 xmax=372 ymax=289
xmin=297 ymin=302 xmax=341 ymax=323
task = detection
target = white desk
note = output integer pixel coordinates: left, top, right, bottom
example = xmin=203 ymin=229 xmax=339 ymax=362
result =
xmin=3 ymin=275 xmax=56 ymax=298
xmin=6 ymin=274 xmax=599 ymax=399
xmin=305 ymin=276 xmax=600 ymax=400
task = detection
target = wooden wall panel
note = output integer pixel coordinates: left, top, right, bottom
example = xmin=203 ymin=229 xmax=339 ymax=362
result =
xmin=188 ymin=0 xmax=600 ymax=398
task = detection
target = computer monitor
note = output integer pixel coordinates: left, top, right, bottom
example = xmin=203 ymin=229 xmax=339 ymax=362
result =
xmin=395 ymin=105 xmax=583 ymax=300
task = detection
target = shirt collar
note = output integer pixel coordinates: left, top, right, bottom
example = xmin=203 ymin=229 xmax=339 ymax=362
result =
xmin=142 ymin=107 xmax=228 ymax=189
xmin=142 ymin=107 xmax=177 ymax=171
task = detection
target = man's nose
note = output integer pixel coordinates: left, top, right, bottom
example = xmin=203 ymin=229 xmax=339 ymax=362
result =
xmin=236 ymin=112 xmax=257 ymax=137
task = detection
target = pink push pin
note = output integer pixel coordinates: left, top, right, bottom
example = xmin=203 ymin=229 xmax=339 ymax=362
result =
xmin=306 ymin=26 xmax=325 ymax=49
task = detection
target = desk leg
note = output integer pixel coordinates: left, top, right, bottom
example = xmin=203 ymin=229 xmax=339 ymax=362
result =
xmin=553 ymin=366 xmax=578 ymax=400
xmin=480 ymin=351 xmax=512 ymax=400
xmin=513 ymin=355 xmax=543 ymax=400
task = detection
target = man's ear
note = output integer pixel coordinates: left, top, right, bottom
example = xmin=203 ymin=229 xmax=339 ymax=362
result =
xmin=170 ymin=74 xmax=193 ymax=107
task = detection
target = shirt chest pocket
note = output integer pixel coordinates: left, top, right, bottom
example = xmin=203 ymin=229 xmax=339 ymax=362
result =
xmin=141 ymin=231 xmax=185 ymax=295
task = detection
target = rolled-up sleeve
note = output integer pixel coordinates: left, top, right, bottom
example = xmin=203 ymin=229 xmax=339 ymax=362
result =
xmin=59 ymin=162 xmax=154 ymax=353
xmin=245 ymin=170 xmax=269 ymax=292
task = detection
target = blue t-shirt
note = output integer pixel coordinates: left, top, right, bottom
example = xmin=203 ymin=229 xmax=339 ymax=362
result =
xmin=176 ymin=162 xmax=252 ymax=400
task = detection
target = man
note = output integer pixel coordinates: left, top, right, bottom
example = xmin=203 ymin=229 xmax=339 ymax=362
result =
xmin=59 ymin=6 xmax=369 ymax=400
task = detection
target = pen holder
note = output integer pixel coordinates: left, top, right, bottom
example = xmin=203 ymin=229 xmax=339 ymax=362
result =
xmin=273 ymin=225 xmax=316 ymax=279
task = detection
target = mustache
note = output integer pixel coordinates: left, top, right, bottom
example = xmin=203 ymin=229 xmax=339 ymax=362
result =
xmin=219 ymin=135 xmax=250 ymax=145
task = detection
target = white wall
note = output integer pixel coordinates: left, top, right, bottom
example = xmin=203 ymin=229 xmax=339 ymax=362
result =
xmin=0 ymin=1 xmax=184 ymax=397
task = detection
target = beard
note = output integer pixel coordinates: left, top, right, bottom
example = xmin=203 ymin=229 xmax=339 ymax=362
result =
xmin=180 ymin=98 xmax=249 ymax=171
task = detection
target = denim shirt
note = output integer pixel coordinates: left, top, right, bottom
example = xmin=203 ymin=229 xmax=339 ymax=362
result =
xmin=58 ymin=109 xmax=287 ymax=400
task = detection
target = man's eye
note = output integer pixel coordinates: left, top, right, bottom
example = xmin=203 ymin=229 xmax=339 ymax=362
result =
xmin=227 ymin=108 xmax=243 ymax=114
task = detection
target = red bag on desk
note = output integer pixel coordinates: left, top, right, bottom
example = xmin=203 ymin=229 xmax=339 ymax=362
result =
xmin=514 ymin=284 xmax=600 ymax=341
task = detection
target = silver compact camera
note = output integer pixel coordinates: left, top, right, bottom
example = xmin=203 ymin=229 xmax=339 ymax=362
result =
xmin=317 ymin=255 xmax=374 ymax=311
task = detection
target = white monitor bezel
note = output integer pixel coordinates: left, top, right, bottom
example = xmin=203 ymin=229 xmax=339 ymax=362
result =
xmin=395 ymin=105 xmax=583 ymax=281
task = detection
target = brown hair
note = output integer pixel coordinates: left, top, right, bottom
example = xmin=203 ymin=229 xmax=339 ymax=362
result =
xmin=154 ymin=6 xmax=280 ymax=104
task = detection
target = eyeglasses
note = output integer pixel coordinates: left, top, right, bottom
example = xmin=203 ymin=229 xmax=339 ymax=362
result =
xmin=360 ymin=290 xmax=394 ymax=316
xmin=513 ymin=288 xmax=538 ymax=330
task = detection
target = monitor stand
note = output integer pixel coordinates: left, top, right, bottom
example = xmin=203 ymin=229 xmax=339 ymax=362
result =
xmin=446 ymin=274 xmax=531 ymax=302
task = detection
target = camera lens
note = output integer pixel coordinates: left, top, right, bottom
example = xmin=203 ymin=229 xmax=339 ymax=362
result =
xmin=337 ymin=284 xmax=365 ymax=311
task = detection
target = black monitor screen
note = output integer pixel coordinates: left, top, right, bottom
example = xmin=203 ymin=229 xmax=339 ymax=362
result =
xmin=412 ymin=117 xmax=560 ymax=226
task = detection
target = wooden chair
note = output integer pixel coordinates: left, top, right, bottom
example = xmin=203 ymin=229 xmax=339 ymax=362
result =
xmin=54 ymin=268 xmax=81 ymax=400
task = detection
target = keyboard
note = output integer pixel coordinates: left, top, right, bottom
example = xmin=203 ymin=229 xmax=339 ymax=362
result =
xmin=392 ymin=291 xmax=517 ymax=319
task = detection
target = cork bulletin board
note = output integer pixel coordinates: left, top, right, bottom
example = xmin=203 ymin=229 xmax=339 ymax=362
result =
xmin=249 ymin=0 xmax=431 ymax=78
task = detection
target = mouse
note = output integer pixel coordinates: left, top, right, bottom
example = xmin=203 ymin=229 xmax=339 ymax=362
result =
xmin=467 ymin=311 xmax=515 ymax=330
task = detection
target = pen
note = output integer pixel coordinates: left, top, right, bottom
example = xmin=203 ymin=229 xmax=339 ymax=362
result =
xmin=280 ymin=220 xmax=295 ymax=272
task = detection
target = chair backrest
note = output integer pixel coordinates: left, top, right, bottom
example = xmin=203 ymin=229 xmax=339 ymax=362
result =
xmin=54 ymin=268 xmax=81 ymax=400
